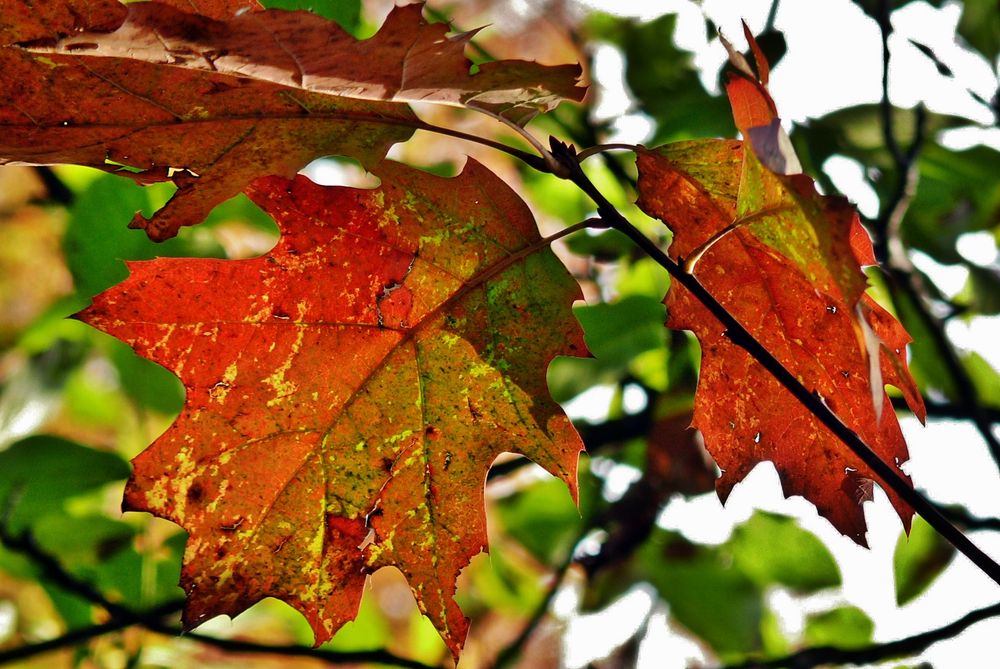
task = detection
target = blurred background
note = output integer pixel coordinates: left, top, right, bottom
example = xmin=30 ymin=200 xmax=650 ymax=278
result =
xmin=1 ymin=0 xmax=999 ymax=667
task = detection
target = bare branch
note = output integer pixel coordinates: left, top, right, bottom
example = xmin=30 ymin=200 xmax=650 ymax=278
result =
xmin=716 ymin=600 xmax=1000 ymax=669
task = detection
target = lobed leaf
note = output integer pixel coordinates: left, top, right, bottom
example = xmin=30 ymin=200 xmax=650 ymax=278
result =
xmin=635 ymin=41 xmax=925 ymax=544
xmin=77 ymin=159 xmax=586 ymax=656
xmin=0 ymin=1 xmax=584 ymax=240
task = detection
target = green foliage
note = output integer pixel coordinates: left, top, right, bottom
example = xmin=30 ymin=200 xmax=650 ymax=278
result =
xmin=586 ymin=512 xmax=841 ymax=659
xmin=259 ymin=0 xmax=362 ymax=32
xmin=803 ymin=606 xmax=875 ymax=649
xmin=0 ymin=435 xmax=129 ymax=532
xmin=728 ymin=512 xmax=841 ymax=592
xmin=894 ymin=517 xmax=956 ymax=605
xmin=589 ymin=13 xmax=735 ymax=143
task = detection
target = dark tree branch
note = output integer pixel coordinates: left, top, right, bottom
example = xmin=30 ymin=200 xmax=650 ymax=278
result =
xmin=933 ymin=503 xmax=1000 ymax=533
xmin=764 ymin=0 xmax=781 ymax=33
xmin=548 ymin=137 xmax=1000 ymax=587
xmin=0 ymin=519 xmax=442 ymax=669
xmin=487 ymin=401 xmax=655 ymax=481
xmin=0 ymin=602 xmax=183 ymax=666
xmin=891 ymin=396 xmax=1000 ymax=424
xmin=31 ymin=166 xmax=74 ymax=205
xmin=491 ymin=542 xmax=578 ymax=669
xmin=716 ymin=600 xmax=1000 ymax=669
xmin=133 ymin=624 xmax=444 ymax=669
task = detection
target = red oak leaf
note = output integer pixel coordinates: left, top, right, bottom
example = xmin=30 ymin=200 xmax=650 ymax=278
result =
xmin=77 ymin=159 xmax=586 ymax=656
xmin=0 ymin=1 xmax=584 ymax=239
xmin=635 ymin=33 xmax=924 ymax=543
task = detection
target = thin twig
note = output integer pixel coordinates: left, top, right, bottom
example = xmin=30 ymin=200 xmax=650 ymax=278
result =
xmin=871 ymin=2 xmax=1000 ymax=464
xmin=0 ymin=602 xmax=183 ymax=665
xmin=467 ymin=103 xmax=568 ymax=176
xmin=139 ymin=623 xmax=444 ymax=669
xmin=0 ymin=519 xmax=441 ymax=669
xmin=575 ymin=143 xmax=639 ymax=162
xmin=764 ymin=0 xmax=781 ymax=32
xmin=717 ymin=600 xmax=1000 ymax=669
xmin=492 ymin=548 xmax=577 ymax=669
xmin=548 ymin=137 xmax=1000 ymax=587
xmin=891 ymin=396 xmax=1000 ymax=424
xmin=877 ymin=0 xmax=903 ymax=167
xmin=413 ymin=118 xmax=549 ymax=172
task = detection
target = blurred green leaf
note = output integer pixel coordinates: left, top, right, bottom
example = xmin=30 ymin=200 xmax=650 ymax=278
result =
xmin=965 ymin=351 xmax=1000 ymax=409
xmin=108 ymin=342 xmax=184 ymax=416
xmin=729 ymin=512 xmax=841 ymax=593
xmin=496 ymin=477 xmax=583 ymax=565
xmin=324 ymin=592 xmax=392 ymax=651
xmin=791 ymin=107 xmax=970 ymax=204
xmin=578 ymin=296 xmax=667 ymax=367
xmin=963 ymin=265 xmax=1000 ymax=315
xmin=760 ymin=608 xmax=793 ymax=657
xmin=803 ymin=606 xmax=874 ymax=649
xmin=259 ymin=0 xmax=362 ymax=33
xmin=956 ymin=0 xmax=1000 ymax=63
xmin=61 ymin=361 xmax=130 ymax=427
xmin=459 ymin=545 xmax=546 ymax=617
xmin=0 ymin=435 xmax=130 ymax=533
xmin=588 ymin=13 xmax=734 ymax=143
xmin=640 ymin=531 xmax=762 ymax=659
xmin=524 ymin=171 xmax=595 ymax=231
xmin=549 ymin=296 xmax=668 ymax=402
xmin=904 ymin=143 xmax=1000 ymax=264
xmin=618 ymin=256 xmax=671 ymax=301
xmin=894 ymin=288 xmax=959 ymax=400
xmin=894 ymin=516 xmax=955 ymax=605
xmin=565 ymin=228 xmax=634 ymax=261
xmin=32 ymin=515 xmax=135 ymax=569
xmin=64 ymin=175 xmax=224 ymax=298
xmin=585 ymin=511 xmax=840 ymax=658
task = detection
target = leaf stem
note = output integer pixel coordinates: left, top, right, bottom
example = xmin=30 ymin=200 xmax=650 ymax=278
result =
xmin=412 ymin=118 xmax=550 ymax=172
xmin=466 ymin=104 xmax=568 ymax=176
xmin=548 ymin=138 xmax=1000 ymax=588
xmin=574 ymin=143 xmax=640 ymax=162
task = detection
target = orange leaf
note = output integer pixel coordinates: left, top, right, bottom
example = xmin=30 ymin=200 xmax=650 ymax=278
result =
xmin=637 ymin=136 xmax=923 ymax=545
xmin=77 ymin=160 xmax=586 ymax=656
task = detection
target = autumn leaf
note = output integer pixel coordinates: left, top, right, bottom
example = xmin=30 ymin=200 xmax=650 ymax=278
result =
xmin=33 ymin=2 xmax=585 ymax=116
xmin=634 ymin=38 xmax=925 ymax=544
xmin=0 ymin=1 xmax=584 ymax=240
xmin=76 ymin=159 xmax=586 ymax=655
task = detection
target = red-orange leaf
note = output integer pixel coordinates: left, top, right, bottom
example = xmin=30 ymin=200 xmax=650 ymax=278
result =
xmin=77 ymin=159 xmax=586 ymax=656
xmin=634 ymin=32 xmax=925 ymax=544
xmin=0 ymin=2 xmax=584 ymax=240
xmin=636 ymin=142 xmax=924 ymax=544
